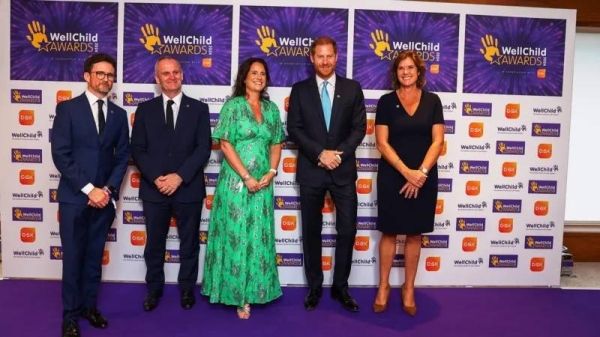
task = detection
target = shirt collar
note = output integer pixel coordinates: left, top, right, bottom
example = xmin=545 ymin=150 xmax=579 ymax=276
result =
xmin=85 ymin=90 xmax=108 ymax=108
xmin=162 ymin=92 xmax=183 ymax=108
xmin=316 ymin=74 xmax=336 ymax=88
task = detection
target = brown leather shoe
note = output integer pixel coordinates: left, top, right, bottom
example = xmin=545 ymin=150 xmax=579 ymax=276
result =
xmin=401 ymin=283 xmax=417 ymax=316
xmin=372 ymin=284 xmax=391 ymax=314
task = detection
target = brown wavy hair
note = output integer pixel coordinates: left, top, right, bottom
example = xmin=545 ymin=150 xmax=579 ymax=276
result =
xmin=390 ymin=50 xmax=427 ymax=89
xmin=232 ymin=57 xmax=271 ymax=100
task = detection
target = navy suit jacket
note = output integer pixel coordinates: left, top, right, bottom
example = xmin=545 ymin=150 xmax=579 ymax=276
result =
xmin=287 ymin=74 xmax=367 ymax=187
xmin=130 ymin=94 xmax=211 ymax=203
xmin=51 ymin=93 xmax=130 ymax=203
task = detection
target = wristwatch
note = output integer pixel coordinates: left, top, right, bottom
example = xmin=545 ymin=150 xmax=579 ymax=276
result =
xmin=420 ymin=167 xmax=428 ymax=175
xmin=269 ymin=168 xmax=278 ymax=176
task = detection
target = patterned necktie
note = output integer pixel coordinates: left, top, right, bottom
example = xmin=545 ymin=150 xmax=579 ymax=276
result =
xmin=321 ymin=81 xmax=331 ymax=131
xmin=166 ymin=100 xmax=175 ymax=131
xmin=97 ymin=99 xmax=105 ymax=135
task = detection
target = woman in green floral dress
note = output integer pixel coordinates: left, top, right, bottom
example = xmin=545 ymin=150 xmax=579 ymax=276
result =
xmin=202 ymin=58 xmax=284 ymax=319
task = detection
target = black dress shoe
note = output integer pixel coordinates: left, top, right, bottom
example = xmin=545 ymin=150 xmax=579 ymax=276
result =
xmin=304 ymin=288 xmax=322 ymax=311
xmin=143 ymin=291 xmax=162 ymax=312
xmin=81 ymin=308 xmax=108 ymax=329
xmin=331 ymin=288 xmax=360 ymax=312
xmin=180 ymin=289 xmax=196 ymax=310
xmin=62 ymin=320 xmax=80 ymax=337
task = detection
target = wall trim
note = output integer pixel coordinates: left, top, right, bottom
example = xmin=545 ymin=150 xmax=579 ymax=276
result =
xmin=564 ymin=221 xmax=600 ymax=233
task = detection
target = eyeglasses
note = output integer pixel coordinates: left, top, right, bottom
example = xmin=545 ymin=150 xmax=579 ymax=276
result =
xmin=90 ymin=71 xmax=116 ymax=81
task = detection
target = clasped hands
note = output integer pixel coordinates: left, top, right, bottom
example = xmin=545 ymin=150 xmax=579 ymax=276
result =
xmin=88 ymin=187 xmax=110 ymax=208
xmin=317 ymin=150 xmax=343 ymax=170
xmin=399 ymin=169 xmax=428 ymax=199
xmin=155 ymin=173 xmax=183 ymax=196
xmin=244 ymin=172 xmax=275 ymax=193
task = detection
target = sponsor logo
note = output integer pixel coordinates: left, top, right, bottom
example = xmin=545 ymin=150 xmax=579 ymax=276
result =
xmin=462 ymin=237 xmax=477 ymax=252
xmin=532 ymin=123 xmax=561 ymax=137
xmin=496 ymin=141 xmax=526 ymax=155
xmin=490 ymin=237 xmax=519 ymax=248
xmin=50 ymin=246 xmax=63 ymax=260
xmin=358 ymin=141 xmax=377 ymax=149
xmin=502 ymin=162 xmax=517 ymax=177
xmin=19 ymin=110 xmax=35 ymax=125
xmin=532 ymin=106 xmax=562 ymax=116
xmin=11 ymin=89 xmax=42 ymax=104
xmin=528 ymin=180 xmax=557 ymax=194
xmin=459 ymin=160 xmax=489 ymax=174
xmin=282 ymin=157 xmax=297 ymax=173
xmin=282 ymin=136 xmax=298 ymax=150
xmin=530 ymin=257 xmax=545 ymax=272
xmin=505 ymin=103 xmax=520 ymax=119
xmin=130 ymin=230 xmax=146 ymax=246
xmin=493 ymin=199 xmax=522 ymax=213
xmin=123 ymin=211 xmax=145 ymax=225
xmin=534 ymin=201 xmax=549 ymax=216
xmin=351 ymin=256 xmax=377 ymax=266
xmin=205 ymin=195 xmax=213 ymax=210
xmin=393 ymin=254 xmax=406 ymax=268
xmin=123 ymin=92 xmax=154 ymax=106
xmin=443 ymin=102 xmax=458 ymax=113
xmin=12 ymin=130 xmax=44 ymax=141
xmin=20 ymin=227 xmax=36 ymax=243
xmin=463 ymin=102 xmax=492 ymax=117
xmin=438 ymin=178 xmax=453 ymax=192
xmin=354 ymin=236 xmax=370 ymax=251
xmin=102 ymin=251 xmax=110 ymax=265
xmin=13 ymin=248 xmax=45 ymax=259
xmin=322 ymin=256 xmax=332 ymax=271
xmin=13 ymin=207 xmax=43 ymax=222
xmin=275 ymin=236 xmax=301 ymax=245
xmin=489 ymin=254 xmax=518 ymax=268
xmin=456 ymin=201 xmax=487 ymax=211
xmin=356 ymin=216 xmax=377 ymax=230
xmin=49 ymin=189 xmax=58 ymax=202
xmin=465 ymin=180 xmax=480 ymax=196
xmin=209 ymin=113 xmax=220 ymax=128
xmin=164 ymin=250 xmax=180 ymax=263
xmin=497 ymin=124 xmax=527 ymax=135
xmin=435 ymin=200 xmax=444 ymax=214
xmin=281 ymin=215 xmax=297 ymax=231
xmin=12 ymin=148 xmax=43 ymax=163
xmin=11 ymin=190 xmax=44 ymax=201
xmin=358 ymin=200 xmax=377 ymax=209
xmin=499 ymin=218 xmax=514 ymax=233
xmin=456 ymin=217 xmax=486 ymax=231
xmin=322 ymin=197 xmax=335 ymax=213
xmin=525 ymin=220 xmax=555 ymax=230
xmin=130 ymin=172 xmax=140 ymax=188
xmin=106 ymin=228 xmax=117 ymax=242
xmin=199 ymin=231 xmax=208 ymax=244
xmin=356 ymin=158 xmax=379 ymax=172
xmin=444 ymin=120 xmax=456 ymax=134
xmin=453 ymin=257 xmax=485 ymax=267
xmin=459 ymin=142 xmax=491 ymax=152
xmin=525 ymin=236 xmax=554 ymax=249
xmin=121 ymin=195 xmax=141 ymax=203
xmin=437 ymin=161 xmax=455 ymax=172
xmin=425 ymin=256 xmax=441 ymax=271
xmin=434 ymin=219 xmax=452 ymax=230
xmin=421 ymin=235 xmax=449 ymax=248
xmin=366 ymin=118 xmax=375 ymax=135
xmin=357 ymin=178 xmax=372 ymax=194
xmin=537 ymin=144 xmax=552 ymax=159
xmin=322 ymin=234 xmax=337 ymax=248
xmin=275 ymin=196 xmax=301 ymax=210
xmin=468 ymin=122 xmax=483 ymax=138
xmin=323 ymin=220 xmax=336 ymax=228
xmin=529 ymin=165 xmax=559 ymax=175
xmin=56 ymin=90 xmax=72 ymax=103
xmin=273 ymin=179 xmax=299 ymax=188
xmin=276 ymin=253 xmax=303 ymax=266
xmin=493 ymin=181 xmax=524 ymax=192
xmin=204 ymin=173 xmax=219 ymax=187
xmin=122 ymin=252 xmax=145 ymax=262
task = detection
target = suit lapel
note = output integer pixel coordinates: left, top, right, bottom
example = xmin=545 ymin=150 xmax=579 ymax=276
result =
xmin=309 ymin=79 xmax=327 ymax=131
xmin=330 ymin=75 xmax=343 ymax=132
xmin=76 ymin=93 xmax=99 ymax=140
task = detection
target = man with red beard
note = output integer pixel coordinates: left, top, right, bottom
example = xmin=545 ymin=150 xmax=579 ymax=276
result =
xmin=287 ymin=36 xmax=366 ymax=312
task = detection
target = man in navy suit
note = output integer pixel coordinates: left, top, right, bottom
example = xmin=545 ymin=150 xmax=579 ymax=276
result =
xmin=51 ymin=53 xmax=130 ymax=337
xmin=287 ymin=36 xmax=366 ymax=312
xmin=131 ymin=55 xmax=211 ymax=312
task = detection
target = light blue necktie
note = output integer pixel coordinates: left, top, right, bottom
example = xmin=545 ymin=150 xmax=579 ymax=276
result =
xmin=321 ymin=81 xmax=332 ymax=131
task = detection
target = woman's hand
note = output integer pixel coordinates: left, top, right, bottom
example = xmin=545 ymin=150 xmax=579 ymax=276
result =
xmin=258 ymin=172 xmax=275 ymax=189
xmin=244 ymin=176 xmax=260 ymax=193
xmin=402 ymin=169 xmax=427 ymax=188
xmin=399 ymin=182 xmax=420 ymax=199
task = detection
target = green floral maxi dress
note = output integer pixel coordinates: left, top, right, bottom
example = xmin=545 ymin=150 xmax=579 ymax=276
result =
xmin=202 ymin=96 xmax=285 ymax=306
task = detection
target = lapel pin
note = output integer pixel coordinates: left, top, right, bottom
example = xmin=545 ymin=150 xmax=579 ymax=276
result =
xmin=186 ymin=104 xmax=190 ymax=108
xmin=336 ymin=95 xmax=340 ymax=98
xmin=396 ymin=105 xmax=400 ymax=108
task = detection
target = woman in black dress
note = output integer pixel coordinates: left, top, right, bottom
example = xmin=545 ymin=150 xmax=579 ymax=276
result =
xmin=372 ymin=51 xmax=444 ymax=315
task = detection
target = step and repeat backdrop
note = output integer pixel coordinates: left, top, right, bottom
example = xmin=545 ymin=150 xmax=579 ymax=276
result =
xmin=0 ymin=0 xmax=575 ymax=286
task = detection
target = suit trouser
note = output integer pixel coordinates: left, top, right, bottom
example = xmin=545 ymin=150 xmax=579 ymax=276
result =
xmin=300 ymin=175 xmax=358 ymax=291
xmin=143 ymin=200 xmax=202 ymax=293
xmin=59 ymin=202 xmax=115 ymax=321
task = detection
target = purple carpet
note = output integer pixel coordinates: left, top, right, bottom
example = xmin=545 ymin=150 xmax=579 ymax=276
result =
xmin=0 ymin=280 xmax=597 ymax=337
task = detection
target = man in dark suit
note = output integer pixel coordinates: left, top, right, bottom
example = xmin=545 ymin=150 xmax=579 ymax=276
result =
xmin=131 ymin=55 xmax=211 ymax=312
xmin=51 ymin=53 xmax=130 ymax=337
xmin=287 ymin=36 xmax=366 ymax=312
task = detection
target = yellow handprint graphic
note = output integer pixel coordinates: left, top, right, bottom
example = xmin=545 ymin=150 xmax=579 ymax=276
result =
xmin=480 ymin=34 xmax=500 ymax=62
xmin=255 ymin=26 xmax=278 ymax=54
xmin=26 ymin=21 xmax=48 ymax=50
xmin=497 ymin=142 xmax=506 ymax=153
xmin=125 ymin=93 xmax=134 ymax=105
xmin=139 ymin=24 xmax=162 ymax=54
xmin=464 ymin=103 xmax=472 ymax=114
xmin=13 ymin=90 xmax=22 ymax=102
xmin=369 ymin=29 xmax=391 ymax=57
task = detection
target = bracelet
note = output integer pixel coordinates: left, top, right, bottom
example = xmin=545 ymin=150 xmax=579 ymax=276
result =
xmin=242 ymin=173 xmax=251 ymax=181
xmin=394 ymin=158 xmax=401 ymax=166
xmin=269 ymin=168 xmax=277 ymax=175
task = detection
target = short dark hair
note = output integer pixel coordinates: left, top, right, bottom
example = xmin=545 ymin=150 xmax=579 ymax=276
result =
xmin=310 ymin=36 xmax=337 ymax=56
xmin=83 ymin=53 xmax=116 ymax=73
xmin=390 ymin=50 xmax=427 ymax=89
xmin=232 ymin=57 xmax=271 ymax=100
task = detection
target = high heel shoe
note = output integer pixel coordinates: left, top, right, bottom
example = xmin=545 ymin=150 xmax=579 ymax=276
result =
xmin=401 ymin=283 xmax=417 ymax=316
xmin=372 ymin=284 xmax=391 ymax=314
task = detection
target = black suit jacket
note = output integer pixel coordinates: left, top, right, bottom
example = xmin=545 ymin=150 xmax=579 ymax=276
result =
xmin=130 ymin=94 xmax=211 ymax=203
xmin=287 ymin=74 xmax=366 ymax=187
xmin=51 ymin=93 xmax=130 ymax=203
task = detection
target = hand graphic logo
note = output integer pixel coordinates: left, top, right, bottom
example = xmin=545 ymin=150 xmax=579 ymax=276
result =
xmin=369 ymin=29 xmax=391 ymax=57
xmin=497 ymin=142 xmax=506 ymax=153
xmin=255 ymin=26 xmax=278 ymax=54
xmin=13 ymin=90 xmax=22 ymax=102
xmin=480 ymin=34 xmax=500 ymax=62
xmin=14 ymin=208 xmax=23 ymax=219
xmin=26 ymin=21 xmax=48 ymax=50
xmin=139 ymin=24 xmax=162 ymax=53
xmin=125 ymin=93 xmax=134 ymax=104
xmin=464 ymin=103 xmax=472 ymax=114
xmin=13 ymin=150 xmax=22 ymax=161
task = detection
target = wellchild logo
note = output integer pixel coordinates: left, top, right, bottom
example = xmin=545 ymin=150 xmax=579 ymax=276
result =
xmin=199 ymin=231 xmax=208 ymax=244
xmin=496 ymin=141 xmax=526 ymax=155
xmin=459 ymin=160 xmax=489 ymax=174
xmin=456 ymin=217 xmax=485 ymax=231
xmin=367 ymin=29 xmax=441 ymax=64
xmin=322 ymin=234 xmax=337 ymax=248
xmin=12 ymin=149 xmax=43 ymax=163
xmin=479 ymin=34 xmax=546 ymax=69
xmin=490 ymin=237 xmax=519 ymax=248
xmin=24 ymin=20 xmax=98 ymax=53
xmin=14 ymin=248 xmax=45 ymax=259
xmin=529 ymin=164 xmax=558 ymax=175
xmin=276 ymin=253 xmax=304 ymax=267
xmin=525 ymin=236 xmax=554 ymax=249
xmin=209 ymin=113 xmax=220 ymax=128
xmin=352 ymin=256 xmax=377 ymax=266
xmin=164 ymin=250 xmax=181 ymax=263
xmin=492 ymin=199 xmax=522 ymax=213
xmin=204 ymin=173 xmax=219 ymax=187
xmin=421 ymin=235 xmax=449 ymax=249
xmin=532 ymin=106 xmax=562 ymax=116
xmin=12 ymin=190 xmax=44 ymax=201
xmin=123 ymin=92 xmax=154 ymax=106
xmin=462 ymin=102 xmax=492 ymax=117
xmin=123 ymin=211 xmax=145 ymax=225
xmin=106 ymin=228 xmax=117 ymax=242
xmin=453 ymin=257 xmax=484 ymax=267
xmin=254 ymin=25 xmax=313 ymax=57
xmin=532 ymin=123 xmax=561 ymax=137
xmin=459 ymin=142 xmax=491 ymax=152
xmin=493 ymin=181 xmax=524 ymax=192
xmin=356 ymin=216 xmax=377 ymax=230
xmin=443 ymin=102 xmax=458 ymax=113
xmin=356 ymin=158 xmax=379 ymax=172
xmin=50 ymin=246 xmax=63 ymax=260
xmin=434 ymin=220 xmax=452 ymax=230
xmin=12 ymin=130 xmax=44 ymax=141
xmin=528 ymin=180 xmax=558 ymax=194
xmin=13 ymin=207 xmax=43 ymax=222
xmin=11 ymin=89 xmax=42 ymax=104
xmin=139 ymin=23 xmax=213 ymax=58
xmin=438 ymin=178 xmax=453 ymax=193
xmin=437 ymin=161 xmax=455 ymax=172
xmin=489 ymin=254 xmax=518 ymax=268
xmin=497 ymin=124 xmax=527 ymax=135
xmin=444 ymin=120 xmax=456 ymax=134
xmin=275 ymin=196 xmax=301 ymax=210
xmin=393 ymin=254 xmax=406 ymax=268
xmin=525 ymin=220 xmax=555 ymax=230
xmin=456 ymin=200 xmax=487 ymax=211
xmin=282 ymin=136 xmax=298 ymax=150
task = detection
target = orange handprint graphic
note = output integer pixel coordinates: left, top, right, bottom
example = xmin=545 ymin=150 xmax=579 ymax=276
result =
xmin=26 ymin=21 xmax=48 ymax=50
xmin=140 ymin=24 xmax=162 ymax=53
